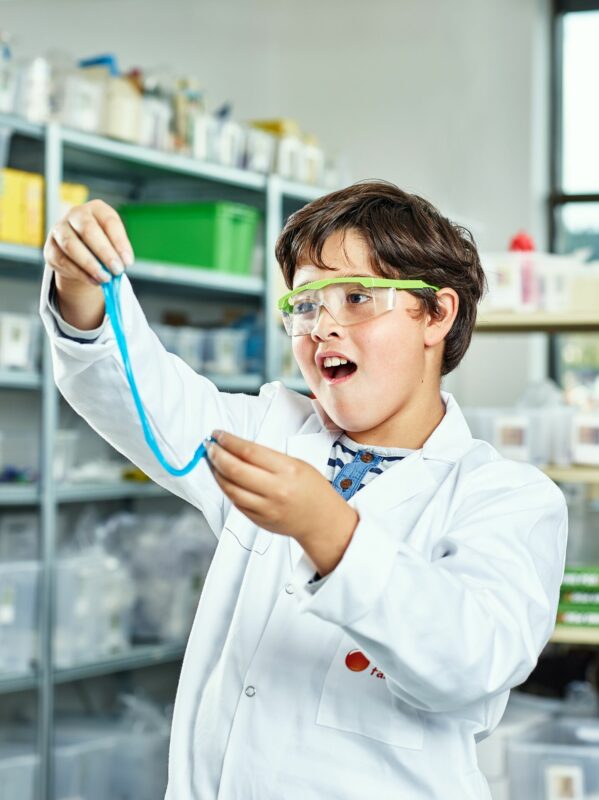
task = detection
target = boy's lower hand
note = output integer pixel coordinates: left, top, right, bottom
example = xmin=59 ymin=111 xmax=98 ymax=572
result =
xmin=205 ymin=430 xmax=358 ymax=557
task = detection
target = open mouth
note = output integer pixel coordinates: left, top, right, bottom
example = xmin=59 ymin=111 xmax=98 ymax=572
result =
xmin=320 ymin=361 xmax=358 ymax=383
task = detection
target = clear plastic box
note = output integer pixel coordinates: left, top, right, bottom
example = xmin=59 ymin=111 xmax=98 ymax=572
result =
xmin=0 ymin=512 xmax=38 ymax=561
xmin=112 ymin=728 xmax=169 ymax=800
xmin=0 ymin=429 xmax=81 ymax=482
xmin=54 ymin=728 xmax=116 ymax=800
xmin=0 ymin=560 xmax=40 ymax=675
xmin=174 ymin=326 xmax=205 ymax=372
xmin=0 ymin=743 xmax=39 ymax=800
xmin=508 ymin=717 xmax=599 ymax=799
xmin=462 ymin=406 xmax=575 ymax=466
xmin=54 ymin=552 xmax=133 ymax=668
xmin=54 ymin=554 xmax=103 ymax=668
xmin=53 ymin=430 xmax=79 ymax=481
xmin=203 ymin=328 xmax=248 ymax=375
xmin=51 ymin=709 xmax=169 ymax=800
xmin=0 ymin=313 xmax=41 ymax=371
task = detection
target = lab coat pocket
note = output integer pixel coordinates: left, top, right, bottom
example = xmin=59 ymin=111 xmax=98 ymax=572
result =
xmin=222 ymin=505 xmax=272 ymax=555
xmin=315 ymin=636 xmax=424 ymax=750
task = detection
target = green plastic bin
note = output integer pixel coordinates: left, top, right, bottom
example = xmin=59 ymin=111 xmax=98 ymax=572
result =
xmin=118 ymin=202 xmax=261 ymax=275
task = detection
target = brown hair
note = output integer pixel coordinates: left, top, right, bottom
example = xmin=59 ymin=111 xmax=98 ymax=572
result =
xmin=275 ymin=180 xmax=488 ymax=377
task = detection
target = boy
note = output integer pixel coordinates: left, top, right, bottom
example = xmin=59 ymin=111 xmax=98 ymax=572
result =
xmin=41 ymin=181 xmax=568 ymax=799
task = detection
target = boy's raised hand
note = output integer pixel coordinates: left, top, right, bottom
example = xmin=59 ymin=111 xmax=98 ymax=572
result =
xmin=44 ymin=198 xmax=134 ymax=287
xmin=205 ymin=430 xmax=359 ymax=574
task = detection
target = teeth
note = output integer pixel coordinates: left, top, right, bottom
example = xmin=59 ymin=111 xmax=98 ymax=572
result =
xmin=323 ymin=356 xmax=349 ymax=368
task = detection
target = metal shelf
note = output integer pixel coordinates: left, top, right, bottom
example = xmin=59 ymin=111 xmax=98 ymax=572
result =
xmin=476 ymin=310 xmax=599 ymax=333
xmin=0 ymin=112 xmax=45 ymax=140
xmin=60 ymin=126 xmax=267 ymax=191
xmin=127 ymin=259 xmax=264 ymax=296
xmin=540 ymin=464 xmax=599 ymax=484
xmin=0 ymin=670 xmax=39 ymax=695
xmin=56 ymin=480 xmax=169 ymax=503
xmin=0 ymin=646 xmax=185 ymax=694
xmin=53 ymin=643 xmax=186 ymax=684
xmin=0 ymin=241 xmax=43 ymax=266
xmin=551 ymin=626 xmax=599 ymax=646
xmin=0 ymin=117 xmax=325 ymax=800
xmin=0 ymin=369 xmax=42 ymax=389
xmin=279 ymin=178 xmax=328 ymax=203
xmin=205 ymin=373 xmax=263 ymax=392
xmin=0 ymin=483 xmax=39 ymax=505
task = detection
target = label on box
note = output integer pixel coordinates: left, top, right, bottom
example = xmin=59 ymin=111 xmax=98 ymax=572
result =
xmin=545 ymin=764 xmax=584 ymax=799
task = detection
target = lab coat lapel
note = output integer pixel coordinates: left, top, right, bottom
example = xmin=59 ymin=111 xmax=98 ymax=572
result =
xmin=285 ymin=390 xmax=473 ymax=573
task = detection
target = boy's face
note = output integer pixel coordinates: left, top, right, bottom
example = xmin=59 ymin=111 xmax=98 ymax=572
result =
xmin=291 ymin=228 xmax=455 ymax=445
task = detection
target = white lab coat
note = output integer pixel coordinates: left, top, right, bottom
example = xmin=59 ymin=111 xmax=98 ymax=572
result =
xmin=40 ymin=266 xmax=568 ymax=800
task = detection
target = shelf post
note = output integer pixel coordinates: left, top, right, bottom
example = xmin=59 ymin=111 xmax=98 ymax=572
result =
xmin=38 ymin=121 xmax=62 ymax=800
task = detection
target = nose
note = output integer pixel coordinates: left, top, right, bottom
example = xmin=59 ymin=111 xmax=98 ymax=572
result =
xmin=309 ymin=302 xmax=342 ymax=341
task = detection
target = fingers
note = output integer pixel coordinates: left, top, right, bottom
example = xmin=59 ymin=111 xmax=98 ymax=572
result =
xmin=69 ymin=199 xmax=133 ymax=272
xmin=210 ymin=430 xmax=287 ymax=474
xmin=209 ymin=464 xmax=264 ymax=516
xmin=44 ymin=199 xmax=134 ymax=287
xmin=207 ymin=439 xmax=273 ymax=498
xmin=43 ymin=234 xmax=105 ymax=287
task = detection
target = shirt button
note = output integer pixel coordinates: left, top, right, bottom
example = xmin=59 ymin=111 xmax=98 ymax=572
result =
xmin=340 ymin=478 xmax=353 ymax=489
xmin=245 ymin=686 xmax=256 ymax=698
xmin=360 ymin=452 xmax=374 ymax=463
xmin=285 ymin=583 xmax=294 ymax=595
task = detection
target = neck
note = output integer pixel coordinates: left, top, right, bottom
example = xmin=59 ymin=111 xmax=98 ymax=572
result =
xmin=346 ymin=385 xmax=446 ymax=450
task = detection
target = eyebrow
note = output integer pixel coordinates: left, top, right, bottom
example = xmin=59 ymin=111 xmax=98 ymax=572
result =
xmin=293 ymin=273 xmax=374 ymax=289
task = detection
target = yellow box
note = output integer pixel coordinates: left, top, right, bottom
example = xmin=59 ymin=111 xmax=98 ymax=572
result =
xmin=18 ymin=174 xmax=90 ymax=247
xmin=22 ymin=172 xmax=44 ymax=247
xmin=59 ymin=182 xmax=90 ymax=218
xmin=1 ymin=169 xmax=91 ymax=246
xmin=0 ymin=168 xmax=27 ymax=244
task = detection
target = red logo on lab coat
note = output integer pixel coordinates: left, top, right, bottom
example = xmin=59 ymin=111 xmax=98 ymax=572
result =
xmin=345 ymin=650 xmax=370 ymax=671
xmin=345 ymin=650 xmax=385 ymax=679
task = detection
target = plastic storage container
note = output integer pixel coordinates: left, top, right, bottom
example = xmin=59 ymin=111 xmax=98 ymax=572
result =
xmin=0 ymin=313 xmax=42 ymax=371
xmin=462 ymin=406 xmax=576 ymax=466
xmin=53 ymin=430 xmax=79 ymax=481
xmin=0 ymin=560 xmax=40 ymax=674
xmin=508 ymin=717 xmax=599 ymax=799
xmin=54 ymin=552 xmax=133 ymax=668
xmin=51 ymin=709 xmax=169 ymax=800
xmin=118 ymin=201 xmax=261 ymax=274
xmin=0 ymin=743 xmax=39 ymax=800
xmin=0 ymin=430 xmax=38 ymax=483
xmin=54 ymin=554 xmax=103 ymax=668
xmin=203 ymin=328 xmax=248 ymax=375
xmin=54 ymin=727 xmax=115 ymax=800
xmin=112 ymin=728 xmax=169 ymax=800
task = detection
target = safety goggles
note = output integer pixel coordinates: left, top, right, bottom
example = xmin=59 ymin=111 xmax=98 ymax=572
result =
xmin=277 ymin=276 xmax=441 ymax=337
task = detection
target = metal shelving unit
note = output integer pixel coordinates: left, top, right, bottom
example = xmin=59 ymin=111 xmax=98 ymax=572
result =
xmin=475 ymin=304 xmax=599 ymax=649
xmin=476 ymin=310 xmax=599 ymax=333
xmin=0 ymin=113 xmax=324 ymax=800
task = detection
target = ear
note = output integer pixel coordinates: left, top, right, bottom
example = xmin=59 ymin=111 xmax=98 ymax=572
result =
xmin=423 ymin=289 xmax=459 ymax=348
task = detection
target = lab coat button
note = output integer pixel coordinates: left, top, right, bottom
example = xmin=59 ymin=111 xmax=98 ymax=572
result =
xmin=360 ymin=452 xmax=374 ymax=463
xmin=245 ymin=686 xmax=256 ymax=698
xmin=340 ymin=478 xmax=353 ymax=489
xmin=285 ymin=583 xmax=294 ymax=595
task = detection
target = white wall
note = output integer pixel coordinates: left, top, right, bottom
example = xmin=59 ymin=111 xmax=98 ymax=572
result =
xmin=2 ymin=0 xmax=553 ymax=404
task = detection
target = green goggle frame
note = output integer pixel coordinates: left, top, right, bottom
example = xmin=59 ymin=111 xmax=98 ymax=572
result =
xmin=277 ymin=276 xmax=441 ymax=314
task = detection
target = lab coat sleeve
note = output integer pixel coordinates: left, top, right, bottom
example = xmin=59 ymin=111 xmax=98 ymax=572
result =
xmin=39 ymin=264 xmax=276 ymax=535
xmin=292 ymin=464 xmax=568 ymax=713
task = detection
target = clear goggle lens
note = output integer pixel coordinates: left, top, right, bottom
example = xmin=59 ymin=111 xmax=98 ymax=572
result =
xmin=281 ymin=283 xmax=396 ymax=336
